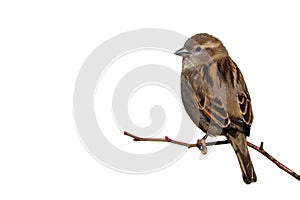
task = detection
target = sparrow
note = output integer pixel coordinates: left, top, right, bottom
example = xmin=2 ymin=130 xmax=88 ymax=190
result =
xmin=175 ymin=33 xmax=257 ymax=184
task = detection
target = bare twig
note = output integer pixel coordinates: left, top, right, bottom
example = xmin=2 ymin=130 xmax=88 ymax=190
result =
xmin=124 ymin=131 xmax=230 ymax=149
xmin=246 ymin=141 xmax=300 ymax=181
xmin=124 ymin=131 xmax=300 ymax=181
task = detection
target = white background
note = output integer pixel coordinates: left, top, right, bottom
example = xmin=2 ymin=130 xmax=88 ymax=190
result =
xmin=1 ymin=0 xmax=300 ymax=199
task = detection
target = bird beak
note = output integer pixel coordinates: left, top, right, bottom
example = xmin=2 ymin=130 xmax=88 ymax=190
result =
xmin=174 ymin=48 xmax=191 ymax=57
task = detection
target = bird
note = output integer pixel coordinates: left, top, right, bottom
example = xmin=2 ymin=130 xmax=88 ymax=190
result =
xmin=175 ymin=33 xmax=257 ymax=184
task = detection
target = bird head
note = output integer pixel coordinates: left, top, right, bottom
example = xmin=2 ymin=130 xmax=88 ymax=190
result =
xmin=175 ymin=33 xmax=228 ymax=68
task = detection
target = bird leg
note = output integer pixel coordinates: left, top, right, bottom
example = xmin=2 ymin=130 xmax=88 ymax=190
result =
xmin=196 ymin=134 xmax=209 ymax=155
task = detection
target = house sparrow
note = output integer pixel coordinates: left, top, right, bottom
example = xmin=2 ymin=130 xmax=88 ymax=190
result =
xmin=175 ymin=33 xmax=257 ymax=184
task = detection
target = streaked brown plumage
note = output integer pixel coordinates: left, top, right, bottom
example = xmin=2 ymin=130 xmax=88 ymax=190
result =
xmin=175 ymin=33 xmax=256 ymax=184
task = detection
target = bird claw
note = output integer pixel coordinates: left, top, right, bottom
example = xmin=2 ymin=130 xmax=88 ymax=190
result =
xmin=197 ymin=139 xmax=207 ymax=155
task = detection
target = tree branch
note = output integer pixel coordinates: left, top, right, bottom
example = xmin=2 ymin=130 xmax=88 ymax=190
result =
xmin=246 ymin=141 xmax=300 ymax=181
xmin=124 ymin=131 xmax=300 ymax=181
xmin=124 ymin=131 xmax=230 ymax=148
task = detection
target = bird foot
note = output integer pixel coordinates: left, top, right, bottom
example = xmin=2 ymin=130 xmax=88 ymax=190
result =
xmin=196 ymin=139 xmax=207 ymax=155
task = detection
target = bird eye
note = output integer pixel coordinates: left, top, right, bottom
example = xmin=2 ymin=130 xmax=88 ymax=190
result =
xmin=195 ymin=46 xmax=202 ymax=52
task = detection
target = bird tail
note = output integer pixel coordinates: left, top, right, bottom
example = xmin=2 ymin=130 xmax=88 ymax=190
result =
xmin=226 ymin=132 xmax=257 ymax=184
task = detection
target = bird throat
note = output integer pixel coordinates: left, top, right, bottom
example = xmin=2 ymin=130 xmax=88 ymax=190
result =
xmin=182 ymin=54 xmax=211 ymax=70
xmin=183 ymin=58 xmax=210 ymax=69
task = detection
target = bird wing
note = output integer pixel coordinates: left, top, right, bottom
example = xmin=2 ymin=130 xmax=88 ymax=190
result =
xmin=181 ymin=60 xmax=254 ymax=135
xmin=181 ymin=66 xmax=231 ymax=130
xmin=194 ymin=84 xmax=231 ymax=129
xmin=227 ymin=59 xmax=254 ymax=136
xmin=234 ymin=63 xmax=254 ymax=127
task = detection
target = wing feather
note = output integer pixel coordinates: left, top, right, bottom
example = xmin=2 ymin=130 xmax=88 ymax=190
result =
xmin=182 ymin=66 xmax=230 ymax=129
xmin=181 ymin=59 xmax=254 ymax=135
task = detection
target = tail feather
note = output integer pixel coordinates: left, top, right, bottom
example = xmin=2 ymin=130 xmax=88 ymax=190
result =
xmin=226 ymin=132 xmax=257 ymax=184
